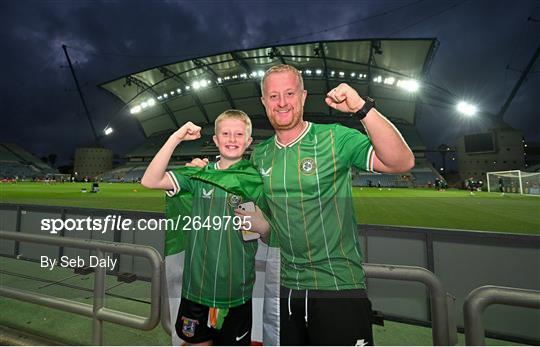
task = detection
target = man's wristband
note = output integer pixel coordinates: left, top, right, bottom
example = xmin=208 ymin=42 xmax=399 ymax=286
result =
xmin=353 ymin=96 xmax=376 ymax=120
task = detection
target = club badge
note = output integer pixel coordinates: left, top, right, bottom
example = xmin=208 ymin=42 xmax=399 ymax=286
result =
xmin=227 ymin=194 xmax=243 ymax=208
xmin=181 ymin=317 xmax=198 ymax=337
xmin=300 ymin=158 xmax=316 ymax=175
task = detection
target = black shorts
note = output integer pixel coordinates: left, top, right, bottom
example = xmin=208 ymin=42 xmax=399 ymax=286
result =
xmin=279 ymin=286 xmax=374 ymax=346
xmin=175 ymin=297 xmax=252 ymax=345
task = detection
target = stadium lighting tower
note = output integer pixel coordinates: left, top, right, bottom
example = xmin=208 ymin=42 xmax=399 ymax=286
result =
xmin=457 ymin=101 xmax=477 ymax=116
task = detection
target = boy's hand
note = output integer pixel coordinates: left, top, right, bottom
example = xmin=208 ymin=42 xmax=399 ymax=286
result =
xmin=235 ymin=205 xmax=270 ymax=242
xmin=171 ymin=122 xmax=201 ymax=142
xmin=185 ymin=158 xmax=209 ymax=167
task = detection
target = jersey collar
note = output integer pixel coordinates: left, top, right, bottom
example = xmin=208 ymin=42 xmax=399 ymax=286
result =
xmin=275 ymin=122 xmax=311 ymax=149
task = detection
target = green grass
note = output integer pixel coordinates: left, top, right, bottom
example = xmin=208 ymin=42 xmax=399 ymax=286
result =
xmin=1 ymin=182 xmax=539 ymax=235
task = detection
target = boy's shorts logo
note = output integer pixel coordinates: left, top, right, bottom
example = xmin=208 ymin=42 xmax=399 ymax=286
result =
xmin=227 ymin=194 xmax=242 ymax=208
xmin=181 ymin=317 xmax=198 ymax=337
xmin=300 ymin=158 xmax=316 ymax=174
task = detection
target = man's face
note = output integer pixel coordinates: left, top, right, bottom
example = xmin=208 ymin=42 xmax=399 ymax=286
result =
xmin=261 ymin=71 xmax=307 ymax=131
xmin=213 ymin=118 xmax=252 ymax=161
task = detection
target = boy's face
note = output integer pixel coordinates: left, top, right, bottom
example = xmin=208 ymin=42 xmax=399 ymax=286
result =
xmin=213 ymin=118 xmax=252 ymax=161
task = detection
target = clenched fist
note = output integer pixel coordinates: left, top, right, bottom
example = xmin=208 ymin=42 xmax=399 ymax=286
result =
xmin=325 ymin=83 xmax=365 ymax=114
xmin=171 ymin=121 xmax=201 ymax=142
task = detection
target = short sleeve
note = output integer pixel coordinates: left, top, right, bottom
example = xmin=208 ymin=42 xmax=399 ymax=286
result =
xmin=165 ymin=170 xmax=194 ymax=197
xmin=334 ymin=124 xmax=374 ymax=172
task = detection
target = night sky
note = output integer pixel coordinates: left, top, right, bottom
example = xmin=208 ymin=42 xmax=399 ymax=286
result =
xmin=2 ymin=0 xmax=539 ymax=167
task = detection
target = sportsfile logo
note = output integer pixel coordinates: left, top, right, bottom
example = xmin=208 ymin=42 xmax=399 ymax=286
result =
xmin=41 ymin=215 xmax=129 ymax=234
xmin=40 ymin=215 xmax=251 ymax=234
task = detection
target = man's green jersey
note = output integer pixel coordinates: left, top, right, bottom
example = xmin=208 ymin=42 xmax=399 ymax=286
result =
xmin=167 ymin=162 xmax=260 ymax=308
xmin=251 ymin=122 xmax=374 ymax=291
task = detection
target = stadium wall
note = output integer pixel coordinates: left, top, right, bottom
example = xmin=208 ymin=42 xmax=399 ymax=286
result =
xmin=1 ymin=203 xmax=539 ymax=344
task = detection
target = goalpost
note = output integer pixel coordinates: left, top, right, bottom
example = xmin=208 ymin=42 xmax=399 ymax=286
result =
xmin=486 ymin=170 xmax=540 ymax=195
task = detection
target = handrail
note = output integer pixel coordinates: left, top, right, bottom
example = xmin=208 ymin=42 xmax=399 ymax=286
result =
xmin=0 ymin=230 xmax=162 ymax=345
xmin=363 ymin=263 xmax=451 ymax=346
xmin=463 ymin=285 xmax=540 ymax=345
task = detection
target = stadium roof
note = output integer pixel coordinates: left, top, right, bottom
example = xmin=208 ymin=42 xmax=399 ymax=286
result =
xmin=100 ymin=38 xmax=438 ymax=138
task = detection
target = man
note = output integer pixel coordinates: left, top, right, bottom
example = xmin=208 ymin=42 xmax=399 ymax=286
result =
xmin=251 ymin=64 xmax=414 ymax=345
xmin=142 ymin=110 xmax=269 ymax=345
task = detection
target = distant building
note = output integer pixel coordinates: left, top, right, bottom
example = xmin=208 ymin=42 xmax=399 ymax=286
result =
xmin=456 ymin=128 xmax=525 ymax=180
xmin=74 ymin=147 xmax=113 ymax=180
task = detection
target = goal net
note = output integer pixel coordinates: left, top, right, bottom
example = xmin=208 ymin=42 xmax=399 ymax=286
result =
xmin=486 ymin=170 xmax=540 ymax=195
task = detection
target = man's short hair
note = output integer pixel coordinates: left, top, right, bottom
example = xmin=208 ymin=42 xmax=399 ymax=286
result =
xmin=261 ymin=64 xmax=304 ymax=95
xmin=214 ymin=109 xmax=252 ymax=138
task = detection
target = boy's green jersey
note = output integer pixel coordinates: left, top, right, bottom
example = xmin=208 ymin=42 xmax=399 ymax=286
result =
xmin=167 ymin=161 xmax=263 ymax=308
xmin=251 ymin=122 xmax=374 ymax=290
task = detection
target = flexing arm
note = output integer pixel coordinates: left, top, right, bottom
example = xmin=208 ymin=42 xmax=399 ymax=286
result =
xmin=325 ymin=83 xmax=414 ymax=173
xmin=141 ymin=122 xmax=201 ymax=190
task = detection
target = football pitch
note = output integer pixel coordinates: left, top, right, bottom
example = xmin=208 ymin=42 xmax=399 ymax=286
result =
xmin=1 ymin=182 xmax=539 ymax=235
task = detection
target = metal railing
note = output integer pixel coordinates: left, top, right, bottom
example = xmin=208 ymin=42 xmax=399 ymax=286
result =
xmin=463 ymin=285 xmax=540 ymax=345
xmin=0 ymin=230 xmax=162 ymax=345
xmin=364 ymin=263 xmax=452 ymax=346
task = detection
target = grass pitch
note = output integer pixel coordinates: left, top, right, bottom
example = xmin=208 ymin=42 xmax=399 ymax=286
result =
xmin=1 ymin=182 xmax=539 ymax=235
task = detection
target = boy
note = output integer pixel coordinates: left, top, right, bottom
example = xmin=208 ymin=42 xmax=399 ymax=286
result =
xmin=141 ymin=109 xmax=269 ymax=345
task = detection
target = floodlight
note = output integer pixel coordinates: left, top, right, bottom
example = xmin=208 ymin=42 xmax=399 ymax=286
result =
xmin=315 ymin=69 xmax=322 ymax=75
xmin=373 ymin=75 xmax=382 ymax=83
xmin=338 ymin=71 xmax=345 ymax=77
xmin=350 ymin=72 xmax=356 ymax=77
xmin=192 ymin=81 xmax=201 ymax=89
xmin=457 ymin=101 xmax=477 ymax=116
xmin=157 ymin=96 xmax=163 ymax=101
xmin=141 ymin=101 xmax=148 ymax=108
xmin=305 ymin=69 xmax=312 ymax=75
xmin=240 ymin=73 xmax=247 ymax=79
xmin=176 ymin=88 xmax=182 ymax=93
xmin=130 ymin=105 xmax=142 ymax=114
xmin=200 ymin=80 xmax=208 ymax=88
xmin=217 ymin=77 xmax=222 ymax=83
xmin=257 ymin=70 xmax=264 ymax=77
xmin=170 ymin=91 xmax=175 ymax=95
xmin=330 ymin=71 xmax=335 ymax=77
xmin=185 ymin=85 xmax=191 ymax=90
xmin=397 ymin=79 xmax=419 ymax=92
xmin=384 ymin=77 xmax=395 ymax=85
xmin=147 ymin=98 xmax=156 ymax=106
xmin=104 ymin=127 xmax=113 ymax=135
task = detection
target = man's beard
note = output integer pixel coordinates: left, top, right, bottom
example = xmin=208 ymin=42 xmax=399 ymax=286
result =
xmin=267 ymin=108 xmax=303 ymax=131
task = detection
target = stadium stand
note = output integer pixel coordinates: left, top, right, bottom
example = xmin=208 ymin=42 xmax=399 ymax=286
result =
xmin=0 ymin=143 xmax=57 ymax=179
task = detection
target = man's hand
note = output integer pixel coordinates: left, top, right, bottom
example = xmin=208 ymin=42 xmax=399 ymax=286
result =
xmin=325 ymin=83 xmax=365 ymax=114
xmin=171 ymin=121 xmax=201 ymax=143
xmin=185 ymin=157 xmax=209 ymax=168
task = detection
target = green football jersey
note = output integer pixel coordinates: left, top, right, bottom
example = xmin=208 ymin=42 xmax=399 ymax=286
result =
xmin=167 ymin=162 xmax=259 ymax=308
xmin=251 ymin=122 xmax=374 ymax=290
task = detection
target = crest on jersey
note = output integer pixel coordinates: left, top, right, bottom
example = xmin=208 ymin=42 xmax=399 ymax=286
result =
xmin=300 ymin=158 xmax=316 ymax=175
xmin=202 ymin=188 xmax=214 ymax=199
xmin=181 ymin=317 xmax=198 ymax=337
xmin=260 ymin=167 xmax=272 ymax=177
xmin=227 ymin=194 xmax=243 ymax=208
